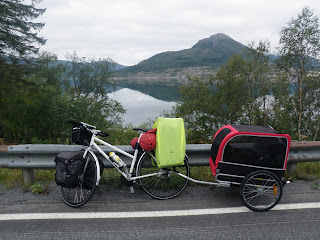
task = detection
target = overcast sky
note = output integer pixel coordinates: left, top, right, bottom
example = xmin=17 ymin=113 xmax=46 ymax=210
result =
xmin=36 ymin=0 xmax=320 ymax=66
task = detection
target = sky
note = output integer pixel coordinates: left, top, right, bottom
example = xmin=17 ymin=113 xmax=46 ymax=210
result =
xmin=36 ymin=0 xmax=320 ymax=66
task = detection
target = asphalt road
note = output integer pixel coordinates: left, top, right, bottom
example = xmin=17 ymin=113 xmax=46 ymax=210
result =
xmin=0 ymin=180 xmax=320 ymax=240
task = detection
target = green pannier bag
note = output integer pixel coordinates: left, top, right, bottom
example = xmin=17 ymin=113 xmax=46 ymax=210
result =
xmin=152 ymin=117 xmax=186 ymax=168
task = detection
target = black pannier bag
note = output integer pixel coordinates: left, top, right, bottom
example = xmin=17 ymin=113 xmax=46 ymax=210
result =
xmin=71 ymin=126 xmax=92 ymax=146
xmin=54 ymin=151 xmax=85 ymax=188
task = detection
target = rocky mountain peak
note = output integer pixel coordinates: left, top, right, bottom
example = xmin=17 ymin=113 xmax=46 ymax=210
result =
xmin=193 ymin=33 xmax=238 ymax=49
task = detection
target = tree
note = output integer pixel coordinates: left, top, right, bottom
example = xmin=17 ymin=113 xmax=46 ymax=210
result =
xmin=214 ymin=55 xmax=249 ymax=124
xmin=0 ymin=0 xmax=46 ymax=143
xmin=0 ymin=0 xmax=46 ymax=58
xmin=174 ymin=75 xmax=218 ymax=143
xmin=35 ymin=51 xmax=67 ymax=89
xmin=278 ymin=6 xmax=320 ymax=140
xmin=65 ymin=52 xmax=116 ymax=96
xmin=270 ymin=72 xmax=296 ymax=137
xmin=65 ymin=52 xmax=125 ymax=131
xmin=244 ymin=41 xmax=273 ymax=125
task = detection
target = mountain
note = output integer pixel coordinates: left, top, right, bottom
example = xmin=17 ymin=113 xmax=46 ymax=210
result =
xmin=118 ymin=33 xmax=247 ymax=74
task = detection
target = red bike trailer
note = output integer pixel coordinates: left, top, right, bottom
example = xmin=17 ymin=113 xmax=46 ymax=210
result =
xmin=209 ymin=124 xmax=291 ymax=184
xmin=180 ymin=124 xmax=291 ymax=212
xmin=204 ymin=124 xmax=291 ymax=211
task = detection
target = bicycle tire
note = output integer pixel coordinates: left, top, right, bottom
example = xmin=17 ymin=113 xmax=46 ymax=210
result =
xmin=136 ymin=152 xmax=189 ymax=200
xmin=60 ymin=152 xmax=97 ymax=207
xmin=240 ymin=170 xmax=283 ymax=212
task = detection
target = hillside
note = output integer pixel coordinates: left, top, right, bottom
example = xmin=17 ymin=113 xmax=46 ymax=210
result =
xmin=113 ymin=33 xmax=248 ymax=100
xmin=113 ymin=33 xmax=249 ymax=95
xmin=118 ymin=33 xmax=247 ymax=74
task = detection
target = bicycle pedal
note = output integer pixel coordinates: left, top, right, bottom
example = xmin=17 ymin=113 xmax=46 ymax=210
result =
xmin=129 ymin=186 xmax=135 ymax=194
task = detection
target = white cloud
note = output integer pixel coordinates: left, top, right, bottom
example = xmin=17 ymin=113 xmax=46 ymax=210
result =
xmin=36 ymin=0 xmax=320 ymax=65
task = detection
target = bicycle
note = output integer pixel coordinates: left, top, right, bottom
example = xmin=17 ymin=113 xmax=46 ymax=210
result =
xmin=59 ymin=120 xmax=291 ymax=212
xmin=60 ymin=120 xmax=190 ymax=207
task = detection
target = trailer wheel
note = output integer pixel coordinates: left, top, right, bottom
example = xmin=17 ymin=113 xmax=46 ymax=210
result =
xmin=240 ymin=170 xmax=283 ymax=211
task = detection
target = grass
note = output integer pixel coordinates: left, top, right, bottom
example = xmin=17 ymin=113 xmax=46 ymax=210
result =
xmin=0 ymin=169 xmax=23 ymax=189
xmin=287 ymin=162 xmax=320 ymax=181
xmin=0 ymin=162 xmax=320 ymax=194
xmin=189 ymin=166 xmax=216 ymax=183
xmin=0 ymin=169 xmax=54 ymax=194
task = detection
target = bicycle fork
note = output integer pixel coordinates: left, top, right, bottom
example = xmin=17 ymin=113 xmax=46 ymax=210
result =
xmin=83 ymin=148 xmax=101 ymax=186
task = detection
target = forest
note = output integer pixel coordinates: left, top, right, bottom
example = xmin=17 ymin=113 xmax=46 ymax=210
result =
xmin=0 ymin=1 xmax=319 ymax=144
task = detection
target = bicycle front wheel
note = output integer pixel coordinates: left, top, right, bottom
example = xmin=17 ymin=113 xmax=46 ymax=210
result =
xmin=137 ymin=152 xmax=189 ymax=200
xmin=61 ymin=152 xmax=97 ymax=207
xmin=240 ymin=170 xmax=283 ymax=212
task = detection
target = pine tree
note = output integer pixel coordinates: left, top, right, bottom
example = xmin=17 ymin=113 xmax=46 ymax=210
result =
xmin=0 ymin=0 xmax=46 ymax=58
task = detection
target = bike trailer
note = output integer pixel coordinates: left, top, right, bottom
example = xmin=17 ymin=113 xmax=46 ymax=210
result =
xmin=209 ymin=125 xmax=291 ymax=184
xmin=153 ymin=117 xmax=186 ymax=168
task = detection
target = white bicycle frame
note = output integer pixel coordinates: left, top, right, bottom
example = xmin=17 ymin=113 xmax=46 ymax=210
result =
xmin=83 ymin=128 xmax=161 ymax=187
xmin=80 ymin=122 xmax=230 ymax=190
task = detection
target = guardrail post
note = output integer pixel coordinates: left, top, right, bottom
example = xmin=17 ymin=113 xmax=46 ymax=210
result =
xmin=286 ymin=163 xmax=297 ymax=175
xmin=22 ymin=168 xmax=35 ymax=185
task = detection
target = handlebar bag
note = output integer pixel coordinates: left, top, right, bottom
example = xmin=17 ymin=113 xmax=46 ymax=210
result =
xmin=152 ymin=117 xmax=186 ymax=168
xmin=71 ymin=126 xmax=92 ymax=146
xmin=54 ymin=151 xmax=84 ymax=188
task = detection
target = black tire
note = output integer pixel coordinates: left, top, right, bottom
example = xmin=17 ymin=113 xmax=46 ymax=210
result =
xmin=137 ymin=152 xmax=189 ymax=199
xmin=61 ymin=152 xmax=97 ymax=207
xmin=240 ymin=170 xmax=283 ymax=212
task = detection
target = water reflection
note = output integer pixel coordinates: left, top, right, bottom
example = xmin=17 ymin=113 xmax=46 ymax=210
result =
xmin=108 ymin=88 xmax=176 ymax=126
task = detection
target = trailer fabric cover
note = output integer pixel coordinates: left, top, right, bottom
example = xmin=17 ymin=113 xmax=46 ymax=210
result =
xmin=209 ymin=124 xmax=291 ymax=177
xmin=152 ymin=117 xmax=186 ymax=168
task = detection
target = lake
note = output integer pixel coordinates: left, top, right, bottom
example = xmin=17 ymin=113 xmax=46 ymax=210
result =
xmin=107 ymin=88 xmax=177 ymax=126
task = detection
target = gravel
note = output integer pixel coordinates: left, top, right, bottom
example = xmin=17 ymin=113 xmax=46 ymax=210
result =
xmin=0 ymin=179 xmax=319 ymax=206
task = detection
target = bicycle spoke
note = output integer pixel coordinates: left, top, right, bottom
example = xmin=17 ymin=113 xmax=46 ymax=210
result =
xmin=61 ymin=154 xmax=97 ymax=207
xmin=241 ymin=171 xmax=283 ymax=211
xmin=137 ymin=152 xmax=189 ymax=199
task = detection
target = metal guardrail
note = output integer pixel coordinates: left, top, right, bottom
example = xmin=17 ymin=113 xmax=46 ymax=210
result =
xmin=0 ymin=142 xmax=319 ymax=184
xmin=0 ymin=144 xmax=213 ymax=168
xmin=0 ymin=142 xmax=320 ymax=168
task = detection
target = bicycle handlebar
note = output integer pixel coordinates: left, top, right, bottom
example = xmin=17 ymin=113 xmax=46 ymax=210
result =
xmin=67 ymin=120 xmax=81 ymax=126
xmin=68 ymin=120 xmax=109 ymax=137
xmin=68 ymin=120 xmax=95 ymax=129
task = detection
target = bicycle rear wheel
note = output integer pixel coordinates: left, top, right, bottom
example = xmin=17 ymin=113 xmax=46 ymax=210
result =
xmin=137 ymin=152 xmax=189 ymax=200
xmin=61 ymin=153 xmax=97 ymax=207
xmin=240 ymin=170 xmax=283 ymax=211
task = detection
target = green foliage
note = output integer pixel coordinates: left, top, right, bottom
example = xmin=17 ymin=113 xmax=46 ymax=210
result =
xmin=171 ymin=9 xmax=320 ymax=143
xmin=296 ymin=162 xmax=320 ymax=180
xmin=0 ymin=169 xmax=23 ymax=189
xmin=30 ymin=182 xmax=48 ymax=195
xmin=65 ymin=52 xmax=117 ymax=96
xmin=214 ymin=55 xmax=250 ymax=124
xmin=173 ymin=41 xmax=274 ymax=143
xmin=174 ymin=76 xmax=218 ymax=143
xmin=0 ymin=2 xmax=126 ymax=144
xmin=0 ymin=50 xmax=126 ymax=144
xmin=0 ymin=0 xmax=46 ymax=57
xmin=190 ymin=166 xmax=215 ymax=183
xmin=278 ymin=6 xmax=320 ymax=141
xmin=30 ymin=169 xmax=55 ymax=195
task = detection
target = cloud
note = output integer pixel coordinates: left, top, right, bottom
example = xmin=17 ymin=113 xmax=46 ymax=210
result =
xmin=37 ymin=0 xmax=320 ymax=65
